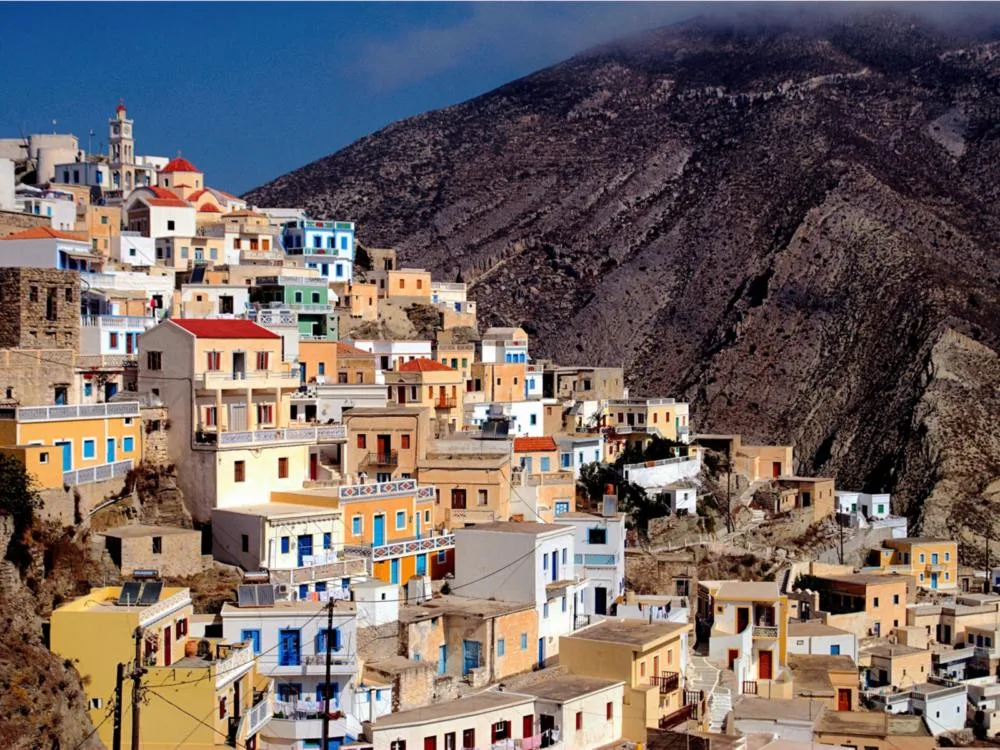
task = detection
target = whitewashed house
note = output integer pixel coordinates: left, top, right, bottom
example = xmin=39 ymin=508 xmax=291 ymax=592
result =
xmin=877 ymin=682 xmax=967 ymax=735
xmin=787 ymin=621 xmax=858 ymax=662
xmin=557 ymin=434 xmax=604 ymax=478
xmin=558 ymin=504 xmax=626 ymax=617
xmin=453 ymin=521 xmax=588 ymax=666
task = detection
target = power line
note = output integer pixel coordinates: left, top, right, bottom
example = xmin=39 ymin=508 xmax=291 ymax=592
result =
xmin=144 ymin=689 xmax=248 ymax=750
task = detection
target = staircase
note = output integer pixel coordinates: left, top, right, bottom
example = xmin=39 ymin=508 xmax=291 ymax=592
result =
xmin=708 ymin=685 xmax=733 ymax=733
xmin=686 ymin=656 xmax=722 ymax=730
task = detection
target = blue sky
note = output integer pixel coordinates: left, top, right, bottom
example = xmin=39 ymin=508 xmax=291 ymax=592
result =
xmin=0 ymin=2 xmax=703 ymax=194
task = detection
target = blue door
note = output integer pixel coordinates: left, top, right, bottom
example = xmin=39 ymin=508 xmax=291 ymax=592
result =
xmin=373 ymin=515 xmax=385 ymax=546
xmin=551 ymin=550 xmax=559 ymax=581
xmin=104 ymin=381 xmax=118 ymax=401
xmin=390 ymin=557 xmax=400 ymax=584
xmin=931 ymin=572 xmax=939 ymax=590
xmin=416 ymin=554 xmax=427 ymax=576
xmin=415 ymin=511 xmax=421 ymax=539
xmin=240 ymin=629 xmax=261 ymax=654
xmin=438 ymin=645 xmax=447 ymax=675
xmin=538 ymin=637 xmax=545 ymax=667
xmin=56 ymin=441 xmax=71 ymax=471
xmin=106 ymin=438 xmax=116 ymax=463
xmin=299 ymin=362 xmax=307 ymax=383
xmin=278 ymin=629 xmax=301 ymax=666
xmin=462 ymin=640 xmax=480 ymax=675
xmin=297 ymin=534 xmax=313 ymax=566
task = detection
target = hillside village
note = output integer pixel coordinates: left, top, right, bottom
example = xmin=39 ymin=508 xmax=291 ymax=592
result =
xmin=0 ymin=105 xmax=991 ymax=750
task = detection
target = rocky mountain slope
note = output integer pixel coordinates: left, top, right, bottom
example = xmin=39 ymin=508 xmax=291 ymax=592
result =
xmin=246 ymin=12 xmax=1000 ymax=547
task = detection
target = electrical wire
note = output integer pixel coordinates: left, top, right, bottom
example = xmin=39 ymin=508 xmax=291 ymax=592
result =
xmin=144 ymin=688 xmax=249 ymax=750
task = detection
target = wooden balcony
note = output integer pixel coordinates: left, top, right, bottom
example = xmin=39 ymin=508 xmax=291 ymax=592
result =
xmin=650 ymin=671 xmax=680 ymax=694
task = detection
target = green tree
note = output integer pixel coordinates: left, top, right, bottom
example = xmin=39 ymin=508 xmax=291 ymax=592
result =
xmin=0 ymin=453 xmax=41 ymax=567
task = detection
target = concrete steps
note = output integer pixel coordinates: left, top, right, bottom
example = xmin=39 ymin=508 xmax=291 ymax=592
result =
xmin=709 ymin=686 xmax=732 ymax=733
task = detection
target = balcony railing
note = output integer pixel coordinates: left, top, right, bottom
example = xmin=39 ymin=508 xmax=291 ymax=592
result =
xmin=574 ymin=553 xmax=618 ymax=567
xmin=215 ymin=644 xmax=255 ymax=689
xmin=650 ymin=671 xmax=680 ymax=694
xmin=363 ymin=451 xmax=398 ymax=467
xmin=343 ymin=532 xmax=455 ymax=562
xmin=81 ymin=314 xmax=157 ymax=330
xmin=742 ymin=680 xmax=758 ymax=695
xmin=200 ymin=425 xmax=345 ymax=448
xmin=64 ymin=458 xmax=133 ymax=487
xmin=269 ymin=555 xmax=369 ymax=585
xmin=449 ymin=508 xmax=497 ymax=524
xmin=752 ymin=625 xmax=779 ymax=639
xmin=0 ymin=401 xmax=141 ymax=422
xmin=338 ymin=478 xmax=434 ymax=502
xmin=236 ymin=684 xmax=273 ymax=741
xmin=434 ymin=397 xmax=457 ymax=409
xmin=659 ymin=704 xmax=694 ymax=729
xmin=287 ymin=303 xmax=334 ymax=313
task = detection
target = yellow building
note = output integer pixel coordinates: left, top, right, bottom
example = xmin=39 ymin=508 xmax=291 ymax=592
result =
xmin=863 ymin=538 xmax=959 ymax=591
xmin=0 ymin=400 xmax=142 ymax=489
xmin=559 ymin=619 xmax=692 ymax=742
xmin=470 ymin=361 xmax=527 ymax=403
xmin=330 ymin=281 xmax=378 ymax=321
xmin=601 ymin=398 xmax=691 ymax=443
xmin=344 ymin=406 xmax=430 ymax=482
xmin=418 ymin=450 xmax=513 ymax=528
xmin=434 ymin=341 xmax=475 ymax=384
xmin=511 ymin=436 xmax=575 ymax=522
xmin=384 ymin=358 xmax=464 ymax=435
xmin=77 ymin=203 xmax=122 ymax=258
xmin=385 ymin=268 xmax=432 ymax=301
xmin=298 ymin=340 xmax=338 ymax=383
xmin=335 ymin=341 xmax=377 ymax=385
xmin=138 ymin=318 xmax=341 ymax=521
xmin=50 ymin=584 xmax=272 ymax=750
xmin=154 ymin=234 xmax=226 ymax=270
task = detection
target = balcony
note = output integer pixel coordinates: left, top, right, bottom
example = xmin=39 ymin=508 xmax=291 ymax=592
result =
xmin=199 ymin=369 xmax=301 ymax=390
xmin=270 ymin=652 xmax=356 ymax=676
xmin=574 ymin=553 xmax=618 ymax=567
xmin=266 ymin=711 xmax=362 ymax=742
xmin=287 ymin=302 xmax=334 ymax=313
xmin=752 ymin=625 xmax=779 ymax=639
xmin=650 ymin=671 xmax=680 ymax=694
xmin=337 ymin=478 xmax=434 ymax=502
xmin=659 ymin=704 xmax=695 ymax=729
xmin=81 ymin=314 xmax=157 ymax=330
xmin=434 ymin=397 xmax=457 ymax=410
xmin=268 ymin=554 xmax=369 ymax=585
xmin=215 ymin=644 xmax=255 ymax=689
xmin=343 ymin=532 xmax=455 ymax=562
xmin=195 ymin=425 xmax=345 ymax=449
xmin=64 ymin=458 xmax=133 ymax=487
xmin=0 ymin=401 xmax=141 ymax=422
xmin=448 ymin=508 xmax=497 ymax=525
xmin=236 ymin=685 xmax=273 ymax=742
xmin=362 ymin=451 xmax=398 ymax=468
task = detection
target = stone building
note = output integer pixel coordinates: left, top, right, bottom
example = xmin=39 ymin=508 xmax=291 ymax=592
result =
xmin=0 ymin=267 xmax=80 ymax=350
xmin=98 ymin=524 xmax=206 ymax=577
xmin=0 ymin=348 xmax=76 ymax=405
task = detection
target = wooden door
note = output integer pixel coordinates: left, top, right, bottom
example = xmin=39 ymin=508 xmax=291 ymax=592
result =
xmin=737 ymin=607 xmax=750 ymax=633
xmin=758 ymin=650 xmax=773 ymax=680
xmin=164 ymin=625 xmax=171 ymax=664
xmin=837 ymin=688 xmax=852 ymax=711
xmin=727 ymin=649 xmax=739 ymax=670
xmin=772 ymin=461 xmax=781 ymax=477
xmin=522 ymin=714 xmax=534 ymax=738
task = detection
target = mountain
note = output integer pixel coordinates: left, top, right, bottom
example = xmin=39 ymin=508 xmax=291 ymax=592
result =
xmin=245 ymin=11 xmax=1000 ymax=554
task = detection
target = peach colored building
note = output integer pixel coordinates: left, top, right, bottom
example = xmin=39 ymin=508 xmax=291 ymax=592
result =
xmin=385 ymin=358 xmax=464 ymax=435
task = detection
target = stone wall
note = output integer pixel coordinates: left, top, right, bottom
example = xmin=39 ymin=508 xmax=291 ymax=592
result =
xmin=0 ymin=268 xmax=80 ymax=350
xmin=141 ymin=406 xmax=170 ymax=466
xmin=0 ymin=209 xmax=48 ymax=235
xmin=39 ymin=475 xmax=129 ymax=525
xmin=102 ymin=528 xmax=205 ymax=577
xmin=0 ymin=348 xmax=76 ymax=405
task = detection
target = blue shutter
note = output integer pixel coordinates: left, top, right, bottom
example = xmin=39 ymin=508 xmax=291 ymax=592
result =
xmin=316 ymin=629 xmax=327 ymax=654
xmin=323 ymin=532 xmax=332 ymax=549
xmin=281 ymin=537 xmax=290 ymax=554
xmin=334 ymin=627 xmax=342 ymax=651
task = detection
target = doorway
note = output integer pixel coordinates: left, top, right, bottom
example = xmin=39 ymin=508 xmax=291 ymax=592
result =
xmin=232 ymin=351 xmax=246 ymax=379
xmin=737 ymin=607 xmax=750 ymax=633
xmin=229 ymin=402 xmax=247 ymax=431
xmin=758 ymin=650 xmax=773 ymax=680
xmin=837 ymin=688 xmax=852 ymax=711
xmin=594 ymin=586 xmax=607 ymax=615
xmin=164 ymin=625 xmax=171 ymax=664
xmin=539 ymin=714 xmax=555 ymax=748
xmin=727 ymin=649 xmax=739 ymax=670
xmin=772 ymin=461 xmax=781 ymax=478
xmin=373 ymin=515 xmax=386 ymax=546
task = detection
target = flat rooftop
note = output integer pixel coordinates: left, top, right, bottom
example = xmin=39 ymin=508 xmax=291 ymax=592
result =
xmin=732 ymin=697 xmax=827 ymax=723
xmin=568 ymin=619 xmax=688 ymax=647
xmin=400 ymin=595 xmax=533 ymax=623
xmin=374 ymin=690 xmax=530 ymax=729
xmin=865 ymin=644 xmax=926 ymax=659
xmin=221 ymin=600 xmax=355 ymax=616
xmin=99 ymin=524 xmax=198 ymax=539
xmin=815 ymin=711 xmax=930 ymax=737
xmin=454 ymin=521 xmax=570 ymax=535
xmin=344 ymin=406 xmax=430 ymax=418
xmin=519 ymin=675 xmax=622 ymax=702
xmin=215 ymin=502 xmax=339 ymax=518
xmin=715 ymin=581 xmax=780 ymax=600
xmin=822 ymin=573 xmax=910 ymax=586
xmin=788 ymin=621 xmax=852 ymax=638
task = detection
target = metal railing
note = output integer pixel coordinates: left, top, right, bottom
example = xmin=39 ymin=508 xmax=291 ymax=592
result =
xmin=269 ymin=556 xmax=369 ymax=585
xmin=752 ymin=625 xmax=779 ymax=639
xmin=659 ymin=704 xmax=694 ymax=729
xmin=434 ymin=397 xmax=457 ymax=409
xmin=363 ymin=451 xmax=398 ymax=467
xmin=742 ymin=680 xmax=758 ymax=695
xmin=651 ymin=672 xmax=680 ymax=693
xmin=0 ymin=401 xmax=141 ymax=421
xmin=207 ymin=425 xmax=346 ymax=447
xmin=63 ymin=458 xmax=133 ymax=487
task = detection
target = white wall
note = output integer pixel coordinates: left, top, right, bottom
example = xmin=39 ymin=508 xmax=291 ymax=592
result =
xmin=149 ymin=204 xmax=196 ymax=239
xmin=0 ymin=158 xmax=13 ymax=210
xmin=787 ymin=632 xmax=857 ymax=662
xmin=535 ymin=682 xmax=624 ymax=750
xmin=371 ymin=695 xmax=535 ymax=750
xmin=557 ymin=437 xmax=603 ymax=478
xmin=111 ymin=234 xmax=157 ymax=266
xmin=562 ymin=514 xmax=625 ymax=616
xmin=352 ymin=580 xmax=399 ymax=627
xmin=623 ymin=455 xmax=701 ymax=489
xmin=508 ymin=401 xmax=545 ymax=437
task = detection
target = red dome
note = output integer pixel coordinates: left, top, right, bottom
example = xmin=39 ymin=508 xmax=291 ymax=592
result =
xmin=160 ymin=157 xmax=200 ymax=174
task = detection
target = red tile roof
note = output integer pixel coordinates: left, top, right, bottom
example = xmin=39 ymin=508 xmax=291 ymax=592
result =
xmin=198 ymin=203 xmax=222 ymax=213
xmin=0 ymin=226 xmax=89 ymax=241
xmin=140 ymin=186 xmax=190 ymax=208
xmin=160 ymin=157 xmax=200 ymax=174
xmin=336 ymin=342 xmax=374 ymax=356
xmin=187 ymin=188 xmax=209 ymax=202
xmin=169 ymin=319 xmax=278 ymax=339
xmin=513 ymin=436 xmax=558 ymax=453
xmin=398 ymin=358 xmax=456 ymax=373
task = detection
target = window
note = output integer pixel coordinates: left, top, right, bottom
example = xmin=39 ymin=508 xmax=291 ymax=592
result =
xmin=945 ymin=552 xmax=951 ymax=561
xmin=206 ymin=351 xmax=221 ymax=371
xmin=167 ymin=220 xmax=175 ymax=231
xmin=543 ymin=555 xmax=548 ymax=570
xmin=316 ymin=627 xmax=342 ymax=653
xmin=204 ymin=406 xmax=217 ymax=427
xmin=39 ymin=452 xmax=48 ymax=464
xmin=280 ymin=536 xmax=290 ymax=554
xmin=521 ymin=633 xmax=528 ymax=650
xmin=109 ymin=332 xmax=119 ymax=349
xmin=28 ymin=286 xmax=37 ymax=302
xmin=606 ymin=701 xmax=613 ymax=721
xmin=401 ymin=434 xmax=410 ymax=449
xmin=83 ymin=439 xmax=96 ymax=459
xmin=147 ymin=351 xmax=162 ymax=371
xmin=357 ymin=434 xmax=367 ymax=449
xmin=424 ymin=510 xmax=430 ymax=523
xmin=241 ymin=534 xmax=249 ymax=552
xmin=256 ymin=351 xmax=269 ymax=370
xmin=588 ymin=528 xmax=607 ymax=545
xmin=234 ymin=460 xmax=246 ymax=482
xmin=395 ymin=510 xmax=406 ymax=530
xmin=352 ymin=515 xmax=362 ymax=535
xmin=562 ymin=595 xmax=567 ymax=612
xmin=893 ymin=594 xmax=900 ymax=604
xmin=437 ymin=549 xmax=446 ymax=563
xmin=529 ymin=414 xmax=537 ymax=426
xmin=561 ymin=453 xmax=571 ymax=468
xmin=318 ymin=362 xmax=326 ymax=376
xmin=390 ymin=741 xmax=407 ymax=750
xmin=830 ymin=644 xmax=841 ymax=655
xmin=497 ymin=638 xmax=505 ymax=657
xmin=322 ymin=532 xmax=332 ymax=550
xmin=278 ymin=457 xmax=289 ymax=478
xmin=241 ymin=629 xmax=261 ymax=654
xmin=640 ymin=660 xmax=646 ymax=677
xmin=576 ymin=711 xmax=583 ymax=731
xmin=84 ymin=382 xmax=93 ymax=397
xmin=540 ymin=457 xmax=550 ymax=472
xmin=919 ymin=553 xmax=926 ymax=563
xmin=873 ymin=597 xmax=879 ymax=608
xmin=123 ymin=436 xmax=134 ymax=453
xmin=562 ymin=548 xmax=567 ymax=564
xmin=543 ymin=602 xmax=549 ymax=618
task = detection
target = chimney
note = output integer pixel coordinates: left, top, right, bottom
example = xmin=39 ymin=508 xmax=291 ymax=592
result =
xmin=602 ymin=485 xmax=618 ymax=517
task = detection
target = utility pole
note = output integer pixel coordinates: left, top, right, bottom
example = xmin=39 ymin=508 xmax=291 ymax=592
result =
xmin=321 ymin=599 xmax=334 ymax=750
xmin=112 ymin=662 xmax=124 ymax=750
xmin=838 ymin=509 xmax=845 ymax=565
xmin=130 ymin=627 xmax=146 ymax=750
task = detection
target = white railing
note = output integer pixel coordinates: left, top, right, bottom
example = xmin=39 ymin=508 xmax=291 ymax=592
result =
xmin=622 ymin=454 xmax=698 ymax=472
xmin=137 ymin=590 xmax=192 ymax=627
xmin=216 ymin=644 xmax=255 ymax=689
xmin=1 ymin=401 xmax=141 ymax=422
xmin=371 ymin=533 xmax=454 ymax=561
xmin=251 ymin=309 xmax=298 ymax=326
xmin=287 ymin=302 xmax=334 ymax=312
xmin=431 ymin=282 xmax=467 ymax=292
xmin=338 ymin=478 xmax=434 ymax=501
xmin=239 ymin=686 xmax=274 ymax=740
xmin=269 ymin=555 xmax=369 ymax=585
xmin=81 ymin=314 xmax=157 ymax=330
xmin=212 ymin=425 xmax=346 ymax=447
xmin=199 ymin=370 xmax=300 ymax=388
xmin=63 ymin=458 xmax=133 ymax=487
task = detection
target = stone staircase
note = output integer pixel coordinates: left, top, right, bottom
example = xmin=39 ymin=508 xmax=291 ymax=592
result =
xmin=687 ymin=656 xmax=725 ymax=730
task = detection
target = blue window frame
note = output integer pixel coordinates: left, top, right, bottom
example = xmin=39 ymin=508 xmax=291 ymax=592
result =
xmin=341 ymin=236 xmax=349 ymax=250
xmin=277 ymin=629 xmax=301 ymax=667
xmin=240 ymin=629 xmax=261 ymax=655
xmin=521 ymin=633 xmax=528 ymax=650
xmin=543 ymin=555 xmax=548 ymax=570
xmin=82 ymin=439 xmax=96 ymax=459
xmin=318 ymin=362 xmax=326 ymax=375
xmin=543 ymin=602 xmax=549 ymax=618
xmin=84 ymin=382 xmax=93 ymax=397
xmin=123 ymin=436 xmax=134 ymax=453
xmin=561 ymin=453 xmax=571 ymax=468
xmin=497 ymin=638 xmax=505 ymax=657
xmin=437 ymin=550 xmax=446 ymax=563
xmin=395 ymin=510 xmax=406 ymax=530
xmin=298 ymin=584 xmax=308 ymax=600
xmin=323 ymin=532 xmax=332 ymax=550
xmin=352 ymin=515 xmax=362 ymax=535
xmin=561 ymin=548 xmax=567 ymax=564
xmin=280 ymin=536 xmax=290 ymax=554
xmin=315 ymin=581 xmax=327 ymax=594
xmin=540 ymin=457 xmax=550 ymax=472
xmin=830 ymin=644 xmax=841 ymax=655
xmin=277 ymin=682 xmax=302 ymax=701
xmin=316 ymin=627 xmax=342 ymax=653
xmin=555 ymin=501 xmax=569 ymax=516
